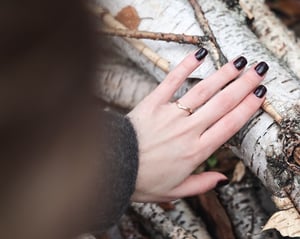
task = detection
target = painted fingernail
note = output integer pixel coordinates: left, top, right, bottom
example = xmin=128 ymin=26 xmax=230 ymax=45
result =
xmin=195 ymin=47 xmax=208 ymax=61
xmin=233 ymin=56 xmax=247 ymax=70
xmin=255 ymin=61 xmax=269 ymax=76
xmin=254 ymin=85 xmax=267 ymax=98
xmin=216 ymin=179 xmax=230 ymax=188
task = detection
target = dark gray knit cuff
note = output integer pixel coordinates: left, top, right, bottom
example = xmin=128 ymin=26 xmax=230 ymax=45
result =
xmin=92 ymin=111 xmax=139 ymax=233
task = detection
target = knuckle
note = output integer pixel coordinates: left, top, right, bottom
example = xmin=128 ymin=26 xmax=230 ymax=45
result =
xmin=222 ymin=64 xmax=239 ymax=79
xmin=217 ymin=92 xmax=236 ymax=110
xmin=243 ymin=70 xmax=262 ymax=87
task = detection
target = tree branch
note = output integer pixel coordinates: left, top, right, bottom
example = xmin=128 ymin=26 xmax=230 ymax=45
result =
xmin=90 ymin=5 xmax=170 ymax=73
xmin=99 ymin=27 xmax=208 ymax=46
xmin=187 ymin=0 xmax=228 ymax=69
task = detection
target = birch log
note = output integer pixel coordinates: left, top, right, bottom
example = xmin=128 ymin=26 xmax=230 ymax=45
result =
xmin=96 ymin=0 xmax=300 ymax=212
xmin=95 ymin=49 xmax=157 ymax=108
xmin=217 ymin=170 xmax=281 ymax=239
xmin=238 ymin=0 xmax=300 ymax=80
xmin=131 ymin=202 xmax=197 ymax=239
xmin=166 ymin=200 xmax=211 ymax=239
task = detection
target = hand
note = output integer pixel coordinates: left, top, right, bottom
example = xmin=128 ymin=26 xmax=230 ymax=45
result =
xmin=128 ymin=48 xmax=268 ymax=202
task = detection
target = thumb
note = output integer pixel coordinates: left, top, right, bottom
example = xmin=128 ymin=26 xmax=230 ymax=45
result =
xmin=168 ymin=172 xmax=228 ymax=198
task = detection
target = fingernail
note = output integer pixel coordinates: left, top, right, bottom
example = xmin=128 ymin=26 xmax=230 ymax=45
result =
xmin=255 ymin=61 xmax=269 ymax=76
xmin=216 ymin=179 xmax=230 ymax=188
xmin=254 ymin=85 xmax=267 ymax=98
xmin=195 ymin=48 xmax=208 ymax=61
xmin=233 ymin=56 xmax=247 ymax=70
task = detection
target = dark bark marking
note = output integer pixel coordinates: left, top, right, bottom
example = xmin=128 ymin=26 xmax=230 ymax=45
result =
xmin=281 ymin=78 xmax=293 ymax=84
xmin=290 ymin=88 xmax=300 ymax=93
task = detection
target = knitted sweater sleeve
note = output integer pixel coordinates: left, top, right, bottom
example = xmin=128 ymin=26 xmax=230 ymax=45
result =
xmin=90 ymin=111 xmax=139 ymax=233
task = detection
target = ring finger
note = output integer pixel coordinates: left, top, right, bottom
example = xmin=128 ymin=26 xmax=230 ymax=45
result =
xmin=177 ymin=56 xmax=248 ymax=113
xmin=190 ymin=61 xmax=269 ymax=132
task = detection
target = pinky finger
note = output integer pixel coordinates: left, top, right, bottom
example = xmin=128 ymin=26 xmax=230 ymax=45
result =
xmin=167 ymin=172 xmax=227 ymax=198
xmin=198 ymin=85 xmax=267 ymax=156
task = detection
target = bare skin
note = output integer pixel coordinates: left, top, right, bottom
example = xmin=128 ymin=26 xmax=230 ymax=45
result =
xmin=128 ymin=49 xmax=267 ymax=202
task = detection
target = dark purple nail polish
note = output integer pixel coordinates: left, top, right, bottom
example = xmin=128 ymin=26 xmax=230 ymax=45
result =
xmin=233 ymin=56 xmax=247 ymax=70
xmin=195 ymin=48 xmax=208 ymax=61
xmin=216 ymin=179 xmax=230 ymax=188
xmin=254 ymin=85 xmax=267 ymax=98
xmin=255 ymin=61 xmax=269 ymax=76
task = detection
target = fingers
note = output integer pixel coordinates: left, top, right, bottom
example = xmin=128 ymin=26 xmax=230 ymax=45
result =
xmin=178 ymin=56 xmax=248 ymax=111
xmin=149 ymin=48 xmax=208 ymax=104
xmin=190 ymin=62 xmax=269 ymax=132
xmin=168 ymin=172 xmax=227 ymax=198
xmin=198 ymin=85 xmax=267 ymax=158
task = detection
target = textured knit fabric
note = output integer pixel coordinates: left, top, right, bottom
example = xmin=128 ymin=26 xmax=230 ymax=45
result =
xmin=0 ymin=0 xmax=139 ymax=238
xmin=91 ymin=111 xmax=139 ymax=233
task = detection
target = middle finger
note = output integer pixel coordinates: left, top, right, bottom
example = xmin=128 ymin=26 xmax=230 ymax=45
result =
xmin=189 ymin=61 xmax=269 ymax=132
xmin=177 ymin=56 xmax=248 ymax=112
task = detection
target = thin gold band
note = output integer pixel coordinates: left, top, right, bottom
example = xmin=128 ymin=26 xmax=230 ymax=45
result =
xmin=175 ymin=101 xmax=193 ymax=115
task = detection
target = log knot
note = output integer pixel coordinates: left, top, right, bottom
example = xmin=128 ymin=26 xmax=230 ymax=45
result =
xmin=279 ymin=118 xmax=300 ymax=173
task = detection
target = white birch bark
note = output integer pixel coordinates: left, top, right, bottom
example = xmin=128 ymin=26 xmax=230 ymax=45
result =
xmin=167 ymin=200 xmax=211 ymax=239
xmin=217 ymin=170 xmax=281 ymax=239
xmin=97 ymin=0 xmax=300 ymax=212
xmin=239 ymin=0 xmax=300 ymax=80
xmin=131 ymin=202 xmax=197 ymax=239
xmin=95 ymin=49 xmax=157 ymax=109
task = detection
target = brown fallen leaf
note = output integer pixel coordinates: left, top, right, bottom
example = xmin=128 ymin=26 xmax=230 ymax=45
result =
xmin=198 ymin=191 xmax=235 ymax=239
xmin=267 ymin=0 xmax=300 ymax=26
xmin=231 ymin=160 xmax=246 ymax=183
xmin=158 ymin=202 xmax=175 ymax=211
xmin=115 ymin=6 xmax=140 ymax=30
xmin=263 ymin=207 xmax=300 ymax=237
xmin=267 ymin=0 xmax=300 ymax=18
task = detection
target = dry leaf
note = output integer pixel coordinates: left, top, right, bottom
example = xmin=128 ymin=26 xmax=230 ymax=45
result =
xmin=267 ymin=0 xmax=300 ymax=18
xmin=115 ymin=6 xmax=140 ymax=30
xmin=158 ymin=202 xmax=175 ymax=211
xmin=272 ymin=195 xmax=294 ymax=210
xmin=198 ymin=191 xmax=235 ymax=239
xmin=231 ymin=160 xmax=246 ymax=183
xmin=263 ymin=207 xmax=300 ymax=237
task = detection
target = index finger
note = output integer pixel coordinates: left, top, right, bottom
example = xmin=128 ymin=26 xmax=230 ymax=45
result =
xmin=149 ymin=48 xmax=208 ymax=104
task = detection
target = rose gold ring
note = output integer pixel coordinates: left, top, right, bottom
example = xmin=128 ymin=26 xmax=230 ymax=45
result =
xmin=175 ymin=101 xmax=193 ymax=115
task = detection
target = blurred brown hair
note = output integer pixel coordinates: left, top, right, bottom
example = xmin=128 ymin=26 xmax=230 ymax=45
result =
xmin=0 ymin=0 xmax=98 ymax=155
xmin=0 ymin=1 xmax=102 ymax=238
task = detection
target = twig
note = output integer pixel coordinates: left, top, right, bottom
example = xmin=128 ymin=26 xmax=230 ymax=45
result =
xmin=92 ymin=4 xmax=284 ymax=126
xmin=262 ymin=100 xmax=283 ymax=124
xmin=99 ymin=27 xmax=208 ymax=46
xmin=238 ymin=0 xmax=254 ymax=21
xmin=187 ymin=0 xmax=227 ymax=69
xmin=187 ymin=0 xmax=284 ymax=124
xmin=89 ymin=5 xmax=170 ymax=73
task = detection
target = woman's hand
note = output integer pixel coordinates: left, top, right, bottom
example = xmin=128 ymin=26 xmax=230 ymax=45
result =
xmin=128 ymin=48 xmax=268 ymax=202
